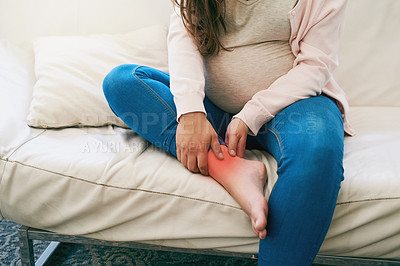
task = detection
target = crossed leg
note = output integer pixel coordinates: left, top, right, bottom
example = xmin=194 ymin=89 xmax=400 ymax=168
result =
xmin=103 ymin=64 xmax=269 ymax=239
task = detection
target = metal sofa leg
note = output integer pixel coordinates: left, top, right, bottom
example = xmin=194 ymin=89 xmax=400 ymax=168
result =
xmin=18 ymin=225 xmax=60 ymax=266
xmin=18 ymin=226 xmax=35 ymax=266
xmin=34 ymin=242 xmax=60 ymax=266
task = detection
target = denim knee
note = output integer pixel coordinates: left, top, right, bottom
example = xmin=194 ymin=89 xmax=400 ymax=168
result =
xmin=279 ymin=106 xmax=344 ymax=179
xmin=302 ymin=124 xmax=343 ymax=181
xmin=103 ymin=64 xmax=139 ymax=110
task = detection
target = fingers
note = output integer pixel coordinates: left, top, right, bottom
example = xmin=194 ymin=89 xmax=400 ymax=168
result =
xmin=237 ymin=136 xmax=246 ymax=158
xmin=177 ymin=142 xmax=187 ymax=168
xmin=176 ymin=144 xmax=181 ymax=162
xmin=227 ymin=134 xmax=246 ymax=158
xmin=197 ymin=150 xmax=209 ymax=176
xmin=227 ymin=133 xmax=238 ymax=156
xmin=176 ymin=114 xmax=223 ymax=174
xmin=178 ymin=137 xmax=223 ymax=174
xmin=180 ymin=153 xmax=187 ymax=169
xmin=179 ymin=152 xmax=200 ymax=173
xmin=211 ymin=134 xmax=224 ymax=160
xmin=186 ymin=142 xmax=200 ymax=173
xmin=187 ymin=154 xmax=199 ymax=173
xmin=226 ymin=118 xmax=249 ymax=158
xmin=178 ymin=141 xmax=204 ymax=174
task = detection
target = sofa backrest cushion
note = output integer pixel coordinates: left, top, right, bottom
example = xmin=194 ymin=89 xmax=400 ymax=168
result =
xmin=27 ymin=25 xmax=169 ymax=128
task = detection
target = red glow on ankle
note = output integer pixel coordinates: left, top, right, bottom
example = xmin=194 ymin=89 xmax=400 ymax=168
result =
xmin=207 ymin=146 xmax=236 ymax=178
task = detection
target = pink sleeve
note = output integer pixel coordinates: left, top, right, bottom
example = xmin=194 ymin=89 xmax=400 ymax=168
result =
xmin=167 ymin=10 xmax=206 ymax=121
xmin=234 ymin=0 xmax=348 ymax=135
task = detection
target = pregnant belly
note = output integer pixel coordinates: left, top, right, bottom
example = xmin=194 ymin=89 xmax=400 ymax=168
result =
xmin=204 ymin=41 xmax=295 ymax=114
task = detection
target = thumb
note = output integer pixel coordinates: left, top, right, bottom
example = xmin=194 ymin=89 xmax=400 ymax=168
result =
xmin=227 ymin=133 xmax=238 ymax=157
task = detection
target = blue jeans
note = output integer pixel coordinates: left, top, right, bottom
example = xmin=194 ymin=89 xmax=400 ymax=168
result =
xmin=103 ymin=65 xmax=344 ymax=266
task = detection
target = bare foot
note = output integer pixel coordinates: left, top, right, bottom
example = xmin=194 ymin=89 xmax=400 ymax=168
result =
xmin=208 ymin=146 xmax=268 ymax=239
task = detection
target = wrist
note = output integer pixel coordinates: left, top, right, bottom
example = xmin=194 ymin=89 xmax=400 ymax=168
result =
xmin=178 ymin=112 xmax=206 ymax=123
xmin=232 ymin=117 xmax=249 ymax=134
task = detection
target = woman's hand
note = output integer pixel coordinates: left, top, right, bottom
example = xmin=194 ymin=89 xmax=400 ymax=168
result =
xmin=176 ymin=112 xmax=224 ymax=175
xmin=225 ymin=118 xmax=249 ymax=158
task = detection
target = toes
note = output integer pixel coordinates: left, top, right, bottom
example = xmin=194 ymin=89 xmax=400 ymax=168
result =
xmin=251 ymin=204 xmax=268 ymax=239
xmin=252 ymin=223 xmax=267 ymax=239
xmin=258 ymin=229 xmax=267 ymax=240
xmin=252 ymin=218 xmax=268 ymax=239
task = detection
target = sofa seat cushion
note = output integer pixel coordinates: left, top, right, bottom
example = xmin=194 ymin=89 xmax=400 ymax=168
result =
xmin=320 ymin=106 xmax=400 ymax=258
xmin=0 ymin=126 xmax=277 ymax=252
xmin=0 ymin=106 xmax=399 ymax=257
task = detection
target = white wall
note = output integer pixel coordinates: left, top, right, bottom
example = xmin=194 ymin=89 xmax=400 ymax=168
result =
xmin=1 ymin=0 xmax=400 ymax=107
xmin=334 ymin=0 xmax=400 ymax=106
xmin=0 ymin=0 xmax=174 ymax=45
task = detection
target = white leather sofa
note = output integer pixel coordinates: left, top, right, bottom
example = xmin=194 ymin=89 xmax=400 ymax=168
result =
xmin=1 ymin=0 xmax=399 ymax=264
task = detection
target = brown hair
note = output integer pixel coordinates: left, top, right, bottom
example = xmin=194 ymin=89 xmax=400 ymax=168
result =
xmin=173 ymin=0 xmax=228 ymax=56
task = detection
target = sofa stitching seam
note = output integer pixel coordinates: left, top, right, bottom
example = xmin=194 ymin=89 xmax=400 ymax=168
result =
xmin=5 ymin=156 xmax=398 ymax=207
xmin=4 ymin=159 xmax=242 ymax=210
xmin=336 ymin=197 xmax=400 ymax=205
xmin=3 ymin=157 xmax=400 ymax=207
xmin=6 ymin=129 xmax=47 ymax=160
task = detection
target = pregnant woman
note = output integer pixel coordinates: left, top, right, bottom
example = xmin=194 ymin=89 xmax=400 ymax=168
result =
xmin=103 ymin=0 xmax=354 ymax=264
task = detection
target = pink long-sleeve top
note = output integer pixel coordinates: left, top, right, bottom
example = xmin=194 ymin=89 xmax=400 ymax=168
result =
xmin=167 ymin=0 xmax=355 ymax=136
